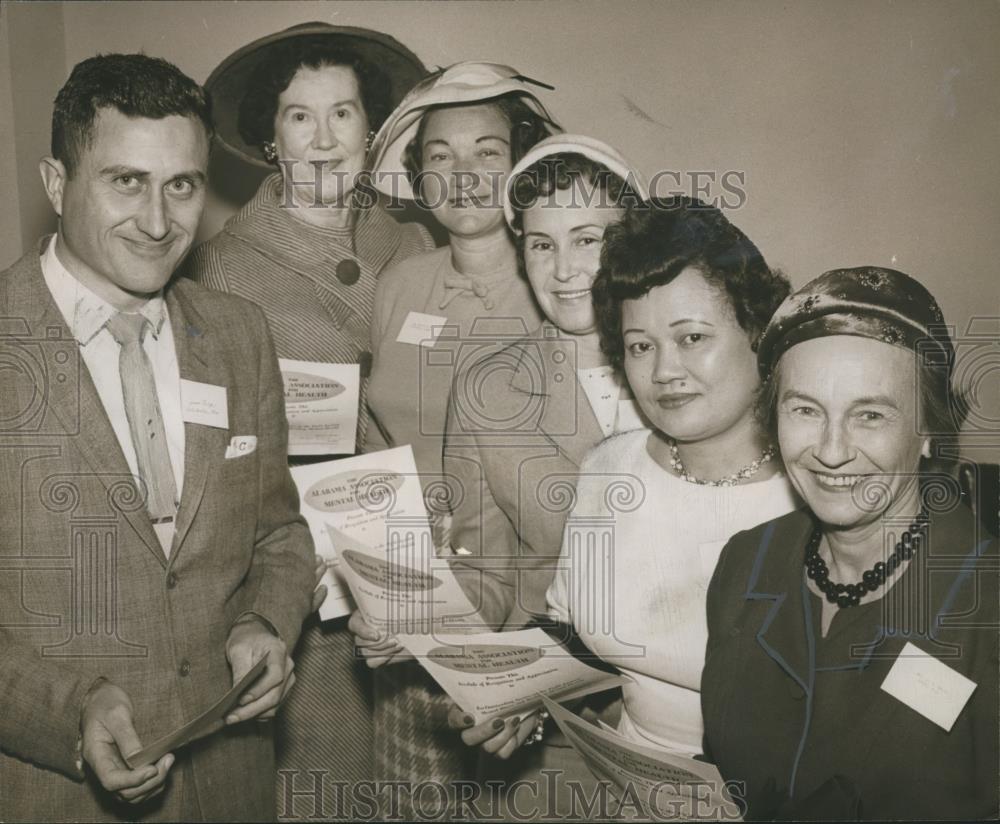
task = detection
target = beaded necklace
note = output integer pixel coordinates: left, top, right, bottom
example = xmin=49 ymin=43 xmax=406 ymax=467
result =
xmin=805 ymin=507 xmax=929 ymax=609
xmin=667 ymin=438 xmax=776 ymax=487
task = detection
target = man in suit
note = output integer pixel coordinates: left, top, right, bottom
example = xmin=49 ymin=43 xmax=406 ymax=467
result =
xmin=0 ymin=53 xmax=314 ymax=821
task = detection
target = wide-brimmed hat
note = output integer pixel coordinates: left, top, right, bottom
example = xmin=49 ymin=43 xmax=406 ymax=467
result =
xmin=205 ymin=22 xmax=427 ymax=168
xmin=502 ymin=134 xmax=650 ymax=228
xmin=369 ymin=61 xmax=559 ymax=199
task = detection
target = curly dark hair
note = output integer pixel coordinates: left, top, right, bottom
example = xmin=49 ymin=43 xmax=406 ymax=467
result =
xmin=592 ymin=196 xmax=791 ymax=371
xmin=400 ymin=94 xmax=558 ymax=203
xmin=52 ymin=53 xmax=212 ymax=177
xmin=237 ymin=36 xmax=393 ymax=148
xmin=507 ymin=151 xmax=643 ymax=233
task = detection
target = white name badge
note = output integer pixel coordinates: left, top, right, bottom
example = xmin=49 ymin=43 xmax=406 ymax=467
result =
xmin=180 ymin=379 xmax=229 ymax=429
xmin=395 ymin=311 xmax=449 ymax=348
xmin=880 ymin=641 xmax=977 ymax=731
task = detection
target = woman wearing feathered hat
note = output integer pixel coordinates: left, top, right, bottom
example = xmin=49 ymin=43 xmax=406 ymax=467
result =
xmin=186 ymin=23 xmax=433 ymax=812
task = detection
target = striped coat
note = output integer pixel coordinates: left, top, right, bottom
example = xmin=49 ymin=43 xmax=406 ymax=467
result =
xmin=186 ymin=174 xmax=434 ymax=818
xmin=187 ymin=173 xmax=434 ymax=447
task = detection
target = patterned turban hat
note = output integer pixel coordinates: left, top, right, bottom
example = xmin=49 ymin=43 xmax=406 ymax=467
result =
xmin=756 ymin=266 xmax=953 ymax=379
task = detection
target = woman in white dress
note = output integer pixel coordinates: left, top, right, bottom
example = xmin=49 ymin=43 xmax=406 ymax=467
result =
xmin=544 ymin=196 xmax=801 ymax=760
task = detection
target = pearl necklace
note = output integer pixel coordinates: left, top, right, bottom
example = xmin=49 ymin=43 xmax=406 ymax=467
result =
xmin=667 ymin=439 xmax=776 ymax=487
xmin=805 ymin=507 xmax=929 ymax=609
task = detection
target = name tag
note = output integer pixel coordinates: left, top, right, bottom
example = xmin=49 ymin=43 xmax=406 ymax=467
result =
xmin=880 ymin=641 xmax=977 ymax=731
xmin=180 ymin=379 xmax=229 ymax=429
xmin=395 ymin=311 xmax=449 ymax=348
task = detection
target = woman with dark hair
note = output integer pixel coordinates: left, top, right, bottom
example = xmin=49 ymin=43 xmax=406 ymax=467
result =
xmin=542 ymin=197 xmax=799 ymax=780
xmin=702 ymin=268 xmax=998 ymax=820
xmin=364 ymin=62 xmax=559 ymax=475
xmin=186 ymin=24 xmax=433 ymax=813
xmin=437 ymin=135 xmax=652 ymax=815
xmin=348 ymin=62 xmax=559 ymax=817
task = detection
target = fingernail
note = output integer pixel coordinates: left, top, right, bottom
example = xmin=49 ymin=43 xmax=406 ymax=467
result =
xmin=492 ymin=718 xmax=505 ymax=730
xmin=165 ymin=755 xmax=174 ymax=769
xmin=462 ymin=714 xmax=475 ymax=727
xmin=509 ymin=716 xmax=521 ymax=728
xmin=225 ymin=713 xmax=238 ymax=724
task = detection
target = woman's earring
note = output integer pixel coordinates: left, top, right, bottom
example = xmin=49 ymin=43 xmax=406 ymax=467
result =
xmin=262 ymin=141 xmax=278 ymax=164
xmin=365 ymin=130 xmax=376 ymax=153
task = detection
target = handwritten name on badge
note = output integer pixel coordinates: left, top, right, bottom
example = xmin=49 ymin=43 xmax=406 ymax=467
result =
xmin=396 ymin=311 xmax=449 ymax=348
xmin=880 ymin=641 xmax=977 ymax=731
xmin=180 ymin=380 xmax=229 ymax=429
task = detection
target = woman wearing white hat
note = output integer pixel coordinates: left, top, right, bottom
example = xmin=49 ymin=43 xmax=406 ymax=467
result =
xmin=356 ymin=61 xmax=559 ymax=817
xmin=441 ymin=135 xmax=653 ymax=813
xmin=186 ymin=24 xmax=433 ymax=816
xmin=365 ymin=62 xmax=560 ymax=479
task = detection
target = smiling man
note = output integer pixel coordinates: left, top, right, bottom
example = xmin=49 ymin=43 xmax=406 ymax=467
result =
xmin=0 ymin=54 xmax=314 ymax=821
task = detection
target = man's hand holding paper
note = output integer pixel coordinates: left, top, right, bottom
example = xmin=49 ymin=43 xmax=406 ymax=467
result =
xmin=224 ymin=618 xmax=295 ymax=724
xmin=81 ymin=681 xmax=174 ymax=805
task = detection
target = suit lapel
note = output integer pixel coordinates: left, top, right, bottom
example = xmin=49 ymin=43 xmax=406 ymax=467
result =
xmin=745 ymin=514 xmax=816 ymax=694
xmin=8 ymin=244 xmax=167 ymax=564
xmin=166 ymin=283 xmax=225 ymax=559
xmin=507 ymin=326 xmax=603 ymax=467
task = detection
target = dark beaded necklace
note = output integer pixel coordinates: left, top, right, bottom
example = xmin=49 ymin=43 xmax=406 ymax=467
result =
xmin=805 ymin=507 xmax=929 ymax=609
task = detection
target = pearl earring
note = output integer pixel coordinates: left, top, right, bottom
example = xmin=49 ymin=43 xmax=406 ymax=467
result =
xmin=365 ymin=130 xmax=376 ymax=153
xmin=262 ymin=141 xmax=278 ymax=164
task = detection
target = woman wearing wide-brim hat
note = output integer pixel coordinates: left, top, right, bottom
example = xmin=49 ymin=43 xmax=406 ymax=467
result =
xmin=186 ymin=23 xmax=434 ymax=817
xmin=350 ymin=61 xmax=560 ymax=818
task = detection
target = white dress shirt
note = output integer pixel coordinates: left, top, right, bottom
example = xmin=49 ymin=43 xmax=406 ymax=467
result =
xmin=41 ymin=235 xmax=185 ymax=552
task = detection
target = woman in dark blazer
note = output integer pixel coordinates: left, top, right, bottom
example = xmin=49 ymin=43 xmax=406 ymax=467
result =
xmin=702 ymin=266 xmax=999 ymax=820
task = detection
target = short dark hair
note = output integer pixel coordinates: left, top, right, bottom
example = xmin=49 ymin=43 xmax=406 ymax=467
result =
xmin=592 ymin=196 xmax=791 ymax=370
xmin=507 ymin=152 xmax=643 ymax=233
xmin=237 ymin=36 xmax=392 ymax=148
xmin=52 ymin=53 xmax=212 ymax=177
xmin=401 ymin=94 xmax=558 ymax=202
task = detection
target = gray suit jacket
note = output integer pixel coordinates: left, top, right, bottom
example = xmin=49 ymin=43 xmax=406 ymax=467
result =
xmin=0 ymin=244 xmax=314 ymax=822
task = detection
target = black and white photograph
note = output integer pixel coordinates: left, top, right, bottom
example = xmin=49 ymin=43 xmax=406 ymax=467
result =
xmin=0 ymin=1 xmax=997 ymax=821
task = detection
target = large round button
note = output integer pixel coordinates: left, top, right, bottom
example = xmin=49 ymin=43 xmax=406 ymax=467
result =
xmin=336 ymin=259 xmax=361 ymax=285
xmin=179 ymin=659 xmax=191 ymax=677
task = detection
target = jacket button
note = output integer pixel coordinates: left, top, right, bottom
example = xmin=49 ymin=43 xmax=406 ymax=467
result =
xmin=336 ymin=259 xmax=361 ymax=285
xmin=179 ymin=659 xmax=191 ymax=677
xmin=166 ymin=572 xmax=178 ymax=589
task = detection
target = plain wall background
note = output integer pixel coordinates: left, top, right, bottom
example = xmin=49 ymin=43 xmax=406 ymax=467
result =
xmin=2 ymin=0 xmax=997 ymax=457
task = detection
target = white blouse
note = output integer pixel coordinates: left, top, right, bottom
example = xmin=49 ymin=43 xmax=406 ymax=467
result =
xmin=547 ymin=429 xmax=800 ymax=754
